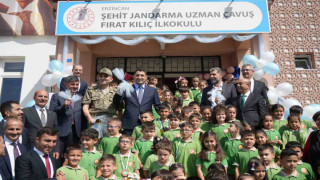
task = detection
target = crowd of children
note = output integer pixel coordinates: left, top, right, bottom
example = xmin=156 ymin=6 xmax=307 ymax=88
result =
xmin=56 ymin=76 xmax=318 ymax=180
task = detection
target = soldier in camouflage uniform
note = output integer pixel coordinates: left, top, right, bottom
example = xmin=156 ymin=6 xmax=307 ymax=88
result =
xmin=82 ymin=68 xmax=118 ymax=137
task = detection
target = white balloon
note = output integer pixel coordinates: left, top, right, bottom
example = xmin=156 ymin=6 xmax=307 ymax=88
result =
xmin=41 ymin=74 xmax=56 ymax=87
xmin=268 ymin=86 xmax=276 ymax=91
xmin=267 ymin=90 xmax=279 ymax=104
xmin=62 ymin=65 xmax=73 ymax=76
xmin=261 ymin=51 xmax=275 ymax=63
xmin=256 ymin=59 xmax=267 ymax=69
xmin=276 ymin=82 xmax=293 ymax=97
xmin=52 ymin=71 xmax=62 ymax=79
xmin=303 ymin=106 xmax=316 ymax=119
xmin=253 ymin=69 xmax=265 ymax=80
xmin=281 ymin=98 xmax=302 ymax=111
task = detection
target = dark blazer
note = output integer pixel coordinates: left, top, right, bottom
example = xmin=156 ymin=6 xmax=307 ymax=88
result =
xmin=0 ymin=120 xmax=29 ymax=149
xmin=0 ymin=142 xmax=27 ymax=180
xmin=201 ymin=82 xmax=237 ymax=107
xmin=15 ymin=149 xmax=58 ymax=180
xmin=49 ymin=93 xmax=82 ymax=137
xmin=253 ymin=80 xmax=269 ymax=104
xmin=60 ymin=78 xmax=88 ymax=97
xmin=226 ymin=92 xmax=266 ymax=128
xmin=22 ymin=106 xmax=58 ymax=150
xmin=113 ymin=85 xmax=161 ymax=130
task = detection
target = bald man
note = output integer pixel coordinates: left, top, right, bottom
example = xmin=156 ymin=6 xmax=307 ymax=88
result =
xmin=22 ymin=90 xmax=58 ymax=150
xmin=226 ymin=78 xmax=266 ymax=129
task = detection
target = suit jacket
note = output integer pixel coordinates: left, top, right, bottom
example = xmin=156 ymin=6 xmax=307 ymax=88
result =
xmin=49 ymin=93 xmax=82 ymax=137
xmin=226 ymin=92 xmax=266 ymax=128
xmin=201 ymin=82 xmax=237 ymax=107
xmin=60 ymin=78 xmax=88 ymax=97
xmin=22 ymin=106 xmax=58 ymax=150
xmin=113 ymin=85 xmax=161 ymax=130
xmin=0 ymin=142 xmax=27 ymax=180
xmin=0 ymin=120 xmax=29 ymax=149
xmin=15 ymin=149 xmax=58 ymax=180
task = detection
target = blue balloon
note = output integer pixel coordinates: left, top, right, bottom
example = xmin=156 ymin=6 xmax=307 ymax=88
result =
xmin=262 ymin=63 xmax=280 ymax=76
xmin=26 ymin=100 xmax=35 ymax=107
xmin=309 ymin=104 xmax=320 ymax=112
xmin=57 ymin=77 xmax=63 ymax=89
xmin=48 ymin=60 xmax=64 ymax=73
xmin=242 ymin=55 xmax=258 ymax=68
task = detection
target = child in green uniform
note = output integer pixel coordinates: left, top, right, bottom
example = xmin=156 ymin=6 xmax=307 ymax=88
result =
xmin=79 ymin=129 xmax=102 ymax=180
xmin=258 ymin=144 xmax=281 ymax=180
xmin=191 ymin=76 xmax=201 ymax=98
xmin=57 ymin=144 xmax=89 ymax=180
xmin=133 ymin=122 xmax=156 ymax=168
xmin=285 ymin=142 xmax=316 ymax=180
xmin=196 ymin=131 xmax=227 ymax=180
xmin=189 ymin=113 xmax=204 ymax=142
xmin=132 ymin=110 xmax=161 ymax=139
xmin=233 ymin=130 xmax=259 ymax=180
xmin=256 ymin=130 xmax=281 ymax=159
xmin=262 ymin=114 xmax=282 ymax=148
xmin=154 ymin=104 xmax=171 ymax=134
xmin=169 ymin=163 xmax=187 ymax=180
xmin=271 ymin=104 xmax=287 ymax=135
xmin=200 ymin=107 xmax=213 ymax=131
xmin=211 ymin=105 xmax=231 ymax=146
xmin=272 ymin=149 xmax=306 ymax=180
xmin=172 ymin=122 xmax=201 ymax=178
xmin=179 ymin=87 xmax=193 ymax=107
xmin=282 ymin=115 xmax=308 ymax=149
xmin=189 ymin=102 xmax=201 ymax=115
xmin=223 ymin=121 xmax=244 ymax=178
xmin=194 ymin=80 xmax=208 ymax=104
xmin=226 ymin=105 xmax=241 ymax=123
xmin=98 ymin=155 xmax=118 ymax=180
xmin=181 ymin=106 xmax=193 ymax=122
xmin=247 ymin=158 xmax=268 ymax=180
xmin=98 ymin=118 xmax=122 ymax=155
xmin=114 ymin=135 xmax=140 ymax=178
xmin=143 ymin=138 xmax=173 ymax=178
xmin=163 ymin=113 xmax=182 ymax=141
xmin=174 ymin=76 xmax=194 ymax=101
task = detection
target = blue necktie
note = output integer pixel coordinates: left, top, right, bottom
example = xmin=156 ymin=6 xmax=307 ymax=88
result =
xmin=138 ymin=86 xmax=144 ymax=104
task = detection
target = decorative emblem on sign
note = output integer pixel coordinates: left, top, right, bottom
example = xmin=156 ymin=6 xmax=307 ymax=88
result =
xmin=67 ymin=7 xmax=95 ymax=29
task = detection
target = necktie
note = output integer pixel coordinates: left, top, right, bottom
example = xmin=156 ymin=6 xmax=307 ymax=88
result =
xmin=11 ymin=142 xmax=19 ymax=160
xmin=43 ymin=154 xmax=51 ymax=178
xmin=241 ymin=94 xmax=246 ymax=110
xmin=18 ymin=11 xmax=37 ymax=35
xmin=40 ymin=109 xmax=46 ymax=126
xmin=138 ymin=85 xmax=144 ymax=104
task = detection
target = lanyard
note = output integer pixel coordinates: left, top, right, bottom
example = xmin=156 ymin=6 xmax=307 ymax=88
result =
xmin=176 ymin=139 xmax=187 ymax=160
xmin=160 ymin=120 xmax=169 ymax=130
xmin=119 ymin=151 xmax=131 ymax=170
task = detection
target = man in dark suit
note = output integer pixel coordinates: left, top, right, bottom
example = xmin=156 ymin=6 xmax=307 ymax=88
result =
xmin=59 ymin=64 xmax=88 ymax=97
xmin=201 ymin=67 xmax=237 ymax=107
xmin=0 ymin=118 xmax=27 ymax=180
xmin=226 ymin=78 xmax=266 ymax=129
xmin=15 ymin=127 xmax=65 ymax=180
xmin=50 ymin=76 xmax=83 ymax=155
xmin=0 ymin=136 xmax=6 ymax=179
xmin=23 ymin=90 xmax=59 ymax=151
xmin=113 ymin=69 xmax=161 ymax=134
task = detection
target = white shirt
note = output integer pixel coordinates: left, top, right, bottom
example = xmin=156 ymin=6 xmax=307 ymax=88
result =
xmin=240 ymin=91 xmax=251 ymax=105
xmin=213 ymin=82 xmax=223 ymax=92
xmin=250 ymin=78 xmax=254 ymax=92
xmin=33 ymin=147 xmax=54 ymax=178
xmin=4 ymin=136 xmax=21 ymax=179
xmin=134 ymin=83 xmax=145 ymax=97
xmin=34 ymin=105 xmax=47 ymax=123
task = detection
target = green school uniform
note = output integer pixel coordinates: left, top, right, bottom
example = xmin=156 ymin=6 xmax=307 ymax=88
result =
xmin=211 ymin=123 xmax=231 ymax=145
xmin=182 ymin=98 xmax=193 ymax=107
xmin=145 ymin=160 xmax=173 ymax=178
xmin=273 ymin=119 xmax=288 ymax=135
xmin=278 ymin=120 xmax=314 ymax=137
xmin=131 ymin=126 xmax=161 ymax=139
xmin=232 ymin=147 xmax=259 ymax=174
xmin=98 ymin=134 xmax=121 ymax=155
xmin=192 ymin=129 xmax=204 ymax=142
xmin=196 ymin=152 xmax=227 ymax=177
xmin=163 ymin=129 xmax=181 ymax=141
xmin=175 ymin=90 xmax=194 ymax=101
xmin=194 ymin=92 xmax=202 ymax=104
xmin=57 ymin=165 xmax=88 ymax=180
xmin=274 ymin=146 xmax=281 ymax=157
xmin=282 ymin=129 xmax=308 ymax=149
xmin=79 ymin=148 xmax=102 ymax=180
xmin=98 ymin=174 xmax=119 ymax=180
xmin=191 ymin=88 xmax=201 ymax=98
xmin=266 ymin=163 xmax=281 ymax=180
xmin=200 ymin=122 xmax=214 ymax=132
xmin=172 ymin=138 xmax=201 ymax=178
xmin=144 ymin=154 xmax=175 ymax=171
xmin=263 ymin=128 xmax=282 ymax=147
xmin=113 ymin=152 xmax=140 ymax=178
xmin=132 ymin=137 xmax=154 ymax=165
xmin=154 ymin=119 xmax=170 ymax=134
xmin=223 ymin=137 xmax=243 ymax=175
xmin=152 ymin=106 xmax=160 ymax=120
xmin=296 ymin=161 xmax=316 ymax=180
xmin=272 ymin=170 xmax=306 ymax=180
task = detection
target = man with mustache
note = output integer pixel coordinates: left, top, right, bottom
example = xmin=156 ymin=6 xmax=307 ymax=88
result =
xmin=50 ymin=76 xmax=83 ymax=155
xmin=60 ymin=64 xmax=88 ymax=97
xmin=201 ymin=67 xmax=237 ymax=107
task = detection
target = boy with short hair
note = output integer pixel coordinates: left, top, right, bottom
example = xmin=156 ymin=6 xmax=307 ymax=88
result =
xmin=285 ymin=141 xmax=315 ymax=180
xmin=272 ymin=149 xmax=306 ymax=180
xmin=163 ymin=113 xmax=183 ymax=141
xmin=226 ymin=105 xmax=240 ymax=122
xmin=154 ymin=104 xmax=171 ymax=134
xmin=233 ymin=130 xmax=259 ymax=180
xmin=98 ymin=154 xmax=118 ymax=180
xmin=172 ymin=122 xmax=201 ymax=178
xmin=188 ymin=101 xmax=201 ymax=114
xmin=256 ymin=130 xmax=281 ymax=158
xmin=98 ymin=118 xmax=122 ymax=155
xmin=258 ymin=144 xmax=281 ymax=179
xmin=179 ymin=87 xmax=193 ymax=107
xmin=114 ymin=135 xmax=140 ymax=178
xmin=79 ymin=128 xmax=102 ymax=180
xmin=189 ymin=113 xmax=204 ymax=141
xmin=57 ymin=144 xmax=89 ymax=180
xmin=132 ymin=110 xmax=161 ymax=139
xmin=181 ymin=106 xmax=193 ymax=122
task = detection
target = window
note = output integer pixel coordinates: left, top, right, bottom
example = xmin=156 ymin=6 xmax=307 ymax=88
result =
xmin=0 ymin=59 xmax=25 ymax=104
xmin=295 ymin=54 xmax=313 ymax=69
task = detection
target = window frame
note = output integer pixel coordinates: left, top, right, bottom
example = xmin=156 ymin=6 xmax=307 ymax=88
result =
xmin=294 ymin=54 xmax=313 ymax=70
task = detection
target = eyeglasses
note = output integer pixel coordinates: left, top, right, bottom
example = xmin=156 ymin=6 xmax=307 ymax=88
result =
xmin=119 ymin=140 xmax=131 ymax=144
xmin=107 ymin=126 xmax=119 ymax=128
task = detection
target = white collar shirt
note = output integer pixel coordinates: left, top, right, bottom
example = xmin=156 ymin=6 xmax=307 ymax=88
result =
xmin=250 ymin=78 xmax=254 ymax=92
xmin=4 ymin=135 xmax=21 ymax=179
xmin=34 ymin=105 xmax=47 ymax=122
xmin=33 ymin=147 xmax=54 ymax=178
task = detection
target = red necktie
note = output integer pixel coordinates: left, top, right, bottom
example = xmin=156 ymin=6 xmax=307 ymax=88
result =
xmin=43 ymin=154 xmax=51 ymax=178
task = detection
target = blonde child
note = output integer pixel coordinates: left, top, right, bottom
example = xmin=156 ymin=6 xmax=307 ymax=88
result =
xmin=98 ymin=118 xmax=122 ymax=155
